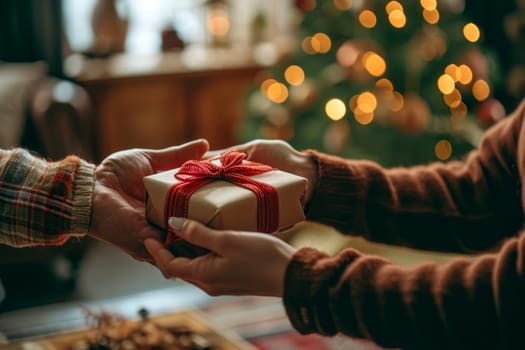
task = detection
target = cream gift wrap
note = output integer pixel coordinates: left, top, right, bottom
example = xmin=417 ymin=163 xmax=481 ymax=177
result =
xmin=144 ymin=151 xmax=307 ymax=257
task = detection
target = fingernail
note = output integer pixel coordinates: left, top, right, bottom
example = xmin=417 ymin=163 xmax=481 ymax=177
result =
xmin=169 ymin=217 xmax=185 ymax=230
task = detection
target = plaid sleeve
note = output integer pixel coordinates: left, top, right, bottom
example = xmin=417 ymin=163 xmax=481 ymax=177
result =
xmin=0 ymin=149 xmax=95 ymax=247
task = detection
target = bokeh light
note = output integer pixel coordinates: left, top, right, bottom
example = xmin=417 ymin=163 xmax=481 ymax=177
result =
xmin=463 ymin=23 xmax=480 ymax=42
xmin=357 ymin=91 xmax=377 ymax=113
xmin=312 ymin=33 xmax=332 ymax=53
xmin=284 ymin=65 xmax=305 ymax=86
xmin=325 ymin=98 xmax=347 ymax=120
xmin=420 ymin=0 xmax=437 ymax=10
xmin=438 ymin=74 xmax=455 ymax=94
xmin=435 ymin=139 xmax=452 ymax=160
xmin=359 ymin=10 xmax=377 ymax=28
xmin=266 ymin=82 xmax=288 ymax=103
xmin=472 ymin=79 xmax=490 ymax=101
xmin=423 ymin=9 xmax=439 ymax=24
xmin=386 ymin=1 xmax=403 ymax=14
xmin=208 ymin=8 xmax=230 ymax=37
xmin=363 ymin=51 xmax=386 ymax=76
xmin=389 ymin=9 xmax=407 ymax=28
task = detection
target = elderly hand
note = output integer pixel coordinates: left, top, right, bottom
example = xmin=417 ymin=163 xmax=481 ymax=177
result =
xmin=145 ymin=217 xmax=296 ymax=297
xmin=88 ymin=139 xmax=209 ymax=263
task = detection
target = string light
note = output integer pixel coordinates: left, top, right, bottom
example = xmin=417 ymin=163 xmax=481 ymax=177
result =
xmin=260 ymin=78 xmax=277 ymax=94
xmin=435 ymin=139 xmax=452 ymax=160
xmin=420 ymin=0 xmax=437 ymax=11
xmin=445 ymin=64 xmax=461 ymax=82
xmin=312 ymin=33 xmax=332 ymax=53
xmin=390 ymin=92 xmax=404 ymax=111
xmin=443 ymin=88 xmax=462 ymax=108
xmin=375 ymin=78 xmax=394 ymax=91
xmin=354 ymin=108 xmax=374 ymax=125
xmin=457 ymin=64 xmax=473 ymax=85
xmin=438 ymin=74 xmax=455 ymax=94
xmin=363 ymin=51 xmax=386 ymax=76
xmin=389 ymin=9 xmax=407 ymax=28
xmin=325 ymin=98 xmax=347 ymax=120
xmin=359 ymin=10 xmax=377 ymax=28
xmin=302 ymin=37 xmax=316 ymax=55
xmin=423 ymin=9 xmax=439 ymax=24
xmin=284 ymin=65 xmax=305 ymax=86
xmin=266 ymin=82 xmax=288 ymax=103
xmin=357 ymin=91 xmax=377 ymax=113
xmin=472 ymin=79 xmax=490 ymax=101
xmin=207 ymin=8 xmax=230 ymax=37
xmin=463 ymin=23 xmax=480 ymax=42
xmin=386 ymin=1 xmax=403 ymax=14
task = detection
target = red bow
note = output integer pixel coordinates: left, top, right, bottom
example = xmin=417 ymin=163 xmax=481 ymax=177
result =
xmin=164 ymin=151 xmax=279 ymax=241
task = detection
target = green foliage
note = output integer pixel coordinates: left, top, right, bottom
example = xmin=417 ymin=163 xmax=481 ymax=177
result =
xmin=243 ymin=0 xmax=502 ymax=166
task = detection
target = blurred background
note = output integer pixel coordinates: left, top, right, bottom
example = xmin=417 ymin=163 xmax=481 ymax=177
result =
xmin=1 ymin=0 xmax=524 ymax=346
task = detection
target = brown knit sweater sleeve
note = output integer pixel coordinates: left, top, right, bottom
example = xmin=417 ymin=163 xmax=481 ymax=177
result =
xmin=283 ymin=104 xmax=525 ymax=349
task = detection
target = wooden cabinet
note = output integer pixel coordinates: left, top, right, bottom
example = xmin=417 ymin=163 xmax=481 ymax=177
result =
xmin=76 ymin=52 xmax=262 ymax=161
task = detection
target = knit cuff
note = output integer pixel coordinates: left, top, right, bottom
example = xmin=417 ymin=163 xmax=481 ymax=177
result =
xmin=303 ymin=150 xmax=365 ymax=231
xmin=70 ymin=158 xmax=95 ymax=235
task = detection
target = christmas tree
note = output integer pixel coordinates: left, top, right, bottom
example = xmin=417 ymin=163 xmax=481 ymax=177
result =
xmin=243 ymin=0 xmax=504 ymax=166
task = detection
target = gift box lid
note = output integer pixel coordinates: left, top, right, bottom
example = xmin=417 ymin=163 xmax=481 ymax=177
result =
xmin=144 ymin=161 xmax=307 ymax=232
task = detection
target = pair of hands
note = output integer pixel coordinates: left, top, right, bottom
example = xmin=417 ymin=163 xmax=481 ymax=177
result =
xmin=88 ymin=139 xmax=318 ymax=297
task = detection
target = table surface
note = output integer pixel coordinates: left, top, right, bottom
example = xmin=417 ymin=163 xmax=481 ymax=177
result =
xmin=0 ymin=284 xmax=390 ymax=350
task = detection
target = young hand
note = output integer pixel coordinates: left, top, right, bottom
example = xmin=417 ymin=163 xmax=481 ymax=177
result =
xmin=88 ymin=139 xmax=209 ymax=263
xmin=145 ymin=217 xmax=297 ymax=297
xmin=207 ymin=139 xmax=318 ymax=203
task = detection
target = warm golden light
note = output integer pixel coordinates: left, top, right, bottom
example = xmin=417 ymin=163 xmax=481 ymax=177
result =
xmin=302 ymin=37 xmax=316 ymax=55
xmin=266 ymin=82 xmax=288 ymax=103
xmin=349 ymin=94 xmax=358 ymax=111
xmin=389 ymin=9 xmax=407 ymax=28
xmin=284 ymin=65 xmax=305 ymax=86
xmin=445 ymin=64 xmax=461 ymax=82
xmin=463 ymin=23 xmax=480 ymax=43
xmin=438 ymin=74 xmax=455 ymax=94
xmin=420 ymin=0 xmax=437 ymax=10
xmin=363 ymin=52 xmax=386 ymax=77
xmin=325 ymin=98 xmax=347 ymax=120
xmin=313 ymin=33 xmax=332 ymax=53
xmin=359 ymin=10 xmax=377 ymax=28
xmin=260 ymin=78 xmax=277 ymax=94
xmin=333 ymin=0 xmax=352 ymax=10
xmin=354 ymin=108 xmax=374 ymax=125
xmin=357 ymin=91 xmax=377 ymax=113
xmin=435 ymin=139 xmax=452 ymax=160
xmin=208 ymin=8 xmax=230 ymax=37
xmin=457 ymin=64 xmax=473 ymax=85
xmin=443 ymin=89 xmax=462 ymax=108
xmin=472 ymin=79 xmax=490 ymax=101
xmin=375 ymin=78 xmax=393 ymax=91
xmin=451 ymin=102 xmax=468 ymax=118
xmin=386 ymin=1 xmax=403 ymax=14
xmin=423 ymin=9 xmax=439 ymax=24
xmin=390 ymin=91 xmax=404 ymax=111
xmin=336 ymin=42 xmax=359 ymax=67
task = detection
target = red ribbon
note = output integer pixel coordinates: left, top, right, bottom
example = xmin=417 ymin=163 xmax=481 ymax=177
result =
xmin=164 ymin=151 xmax=279 ymax=244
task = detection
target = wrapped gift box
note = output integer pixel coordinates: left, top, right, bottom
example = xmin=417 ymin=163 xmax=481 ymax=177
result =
xmin=144 ymin=155 xmax=307 ymax=257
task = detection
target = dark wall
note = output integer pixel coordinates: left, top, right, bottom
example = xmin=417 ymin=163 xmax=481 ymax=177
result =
xmin=0 ymin=0 xmax=64 ymax=77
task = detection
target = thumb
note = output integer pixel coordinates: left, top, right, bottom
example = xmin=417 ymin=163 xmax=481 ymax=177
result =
xmin=147 ymin=139 xmax=210 ymax=171
xmin=169 ymin=217 xmax=228 ymax=254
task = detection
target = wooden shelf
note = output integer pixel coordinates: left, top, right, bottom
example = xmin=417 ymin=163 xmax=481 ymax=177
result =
xmin=68 ymin=46 xmax=265 ymax=161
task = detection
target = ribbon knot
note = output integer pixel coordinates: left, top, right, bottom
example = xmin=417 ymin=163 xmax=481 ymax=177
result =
xmin=164 ymin=150 xmax=280 ymax=242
